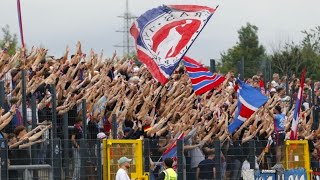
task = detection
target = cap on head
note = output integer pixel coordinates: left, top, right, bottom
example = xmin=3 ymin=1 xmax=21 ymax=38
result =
xmin=97 ymin=132 xmax=106 ymax=139
xmin=118 ymin=157 xmax=132 ymax=165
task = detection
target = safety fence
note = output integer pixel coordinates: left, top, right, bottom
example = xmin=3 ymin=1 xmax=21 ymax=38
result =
xmin=0 ymin=137 xmax=319 ymax=180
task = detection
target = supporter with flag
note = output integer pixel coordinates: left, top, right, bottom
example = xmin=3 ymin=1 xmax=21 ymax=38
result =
xmin=268 ymin=105 xmax=286 ymax=170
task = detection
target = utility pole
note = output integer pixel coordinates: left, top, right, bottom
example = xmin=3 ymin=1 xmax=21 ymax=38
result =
xmin=114 ymin=0 xmax=137 ymax=56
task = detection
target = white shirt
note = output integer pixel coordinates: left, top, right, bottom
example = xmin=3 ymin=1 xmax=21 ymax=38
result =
xmin=116 ymin=168 xmax=130 ymax=180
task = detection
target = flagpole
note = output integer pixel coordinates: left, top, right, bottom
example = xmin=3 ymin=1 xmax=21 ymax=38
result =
xmin=17 ymin=0 xmax=25 ymax=49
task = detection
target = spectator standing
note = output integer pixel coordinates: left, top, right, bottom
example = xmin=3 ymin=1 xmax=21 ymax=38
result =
xmin=197 ymin=151 xmax=215 ymax=180
xmin=156 ymin=158 xmax=177 ymax=180
xmin=269 ymin=105 xmax=286 ymax=169
xmin=71 ymin=117 xmax=83 ymax=180
xmin=116 ymin=157 xmax=132 ymax=180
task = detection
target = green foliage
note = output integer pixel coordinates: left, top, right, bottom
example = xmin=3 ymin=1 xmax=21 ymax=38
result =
xmin=270 ymin=26 xmax=320 ymax=79
xmin=0 ymin=25 xmax=18 ymax=55
xmin=220 ymin=23 xmax=266 ymax=78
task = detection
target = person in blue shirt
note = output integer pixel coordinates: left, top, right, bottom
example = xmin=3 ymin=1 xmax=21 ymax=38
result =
xmin=269 ymin=105 xmax=286 ymax=169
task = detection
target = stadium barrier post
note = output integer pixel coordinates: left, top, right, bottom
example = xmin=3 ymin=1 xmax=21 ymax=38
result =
xmin=177 ymin=139 xmax=184 ymax=180
xmin=63 ymin=112 xmax=70 ymax=179
xmin=21 ymin=69 xmax=28 ymax=127
xmin=214 ymin=139 xmax=222 ymax=180
xmin=0 ymin=81 xmax=4 ymax=108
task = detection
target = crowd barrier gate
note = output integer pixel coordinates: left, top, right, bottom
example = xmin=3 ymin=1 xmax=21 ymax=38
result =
xmin=285 ymin=140 xmax=311 ymax=180
xmin=102 ymin=139 xmax=149 ymax=180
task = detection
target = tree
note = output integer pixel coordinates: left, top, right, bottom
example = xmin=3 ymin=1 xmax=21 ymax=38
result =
xmin=270 ymin=26 xmax=320 ymax=79
xmin=301 ymin=26 xmax=320 ymax=79
xmin=269 ymin=42 xmax=303 ymax=78
xmin=219 ymin=23 xmax=266 ymax=78
xmin=0 ymin=25 xmax=18 ymax=55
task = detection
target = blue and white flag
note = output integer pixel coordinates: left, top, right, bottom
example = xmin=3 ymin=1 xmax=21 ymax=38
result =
xmin=228 ymin=79 xmax=268 ymax=133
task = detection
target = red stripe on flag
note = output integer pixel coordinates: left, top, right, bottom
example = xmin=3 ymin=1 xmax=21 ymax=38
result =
xmin=185 ymin=66 xmax=211 ymax=72
xmin=136 ymin=48 xmax=168 ymax=85
xmin=183 ymin=56 xmax=202 ymax=66
xmin=239 ymin=104 xmax=255 ymax=119
xmin=189 ymin=74 xmax=218 ymax=84
xmin=290 ymin=68 xmax=306 ymax=140
xmin=168 ymin=5 xmax=216 ymax=13
xmin=194 ymin=77 xmax=225 ymax=95
xmin=130 ymin=23 xmax=139 ymax=40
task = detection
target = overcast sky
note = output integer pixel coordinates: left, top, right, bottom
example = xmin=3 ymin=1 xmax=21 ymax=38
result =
xmin=1 ymin=0 xmax=320 ymax=65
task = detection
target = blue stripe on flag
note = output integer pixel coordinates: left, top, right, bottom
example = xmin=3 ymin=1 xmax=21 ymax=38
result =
xmin=228 ymin=118 xmax=244 ymax=133
xmin=192 ymin=78 xmax=220 ymax=90
xmin=184 ymin=62 xmax=198 ymax=68
xmin=162 ymin=147 xmax=177 ymax=160
xmin=188 ymin=71 xmax=213 ymax=78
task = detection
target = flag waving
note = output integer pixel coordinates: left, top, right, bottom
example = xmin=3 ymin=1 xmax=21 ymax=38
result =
xmin=290 ymin=68 xmax=306 ymax=140
xmin=228 ymin=79 xmax=268 ymax=133
xmin=130 ymin=5 xmax=217 ymax=85
xmin=183 ymin=56 xmax=225 ymax=95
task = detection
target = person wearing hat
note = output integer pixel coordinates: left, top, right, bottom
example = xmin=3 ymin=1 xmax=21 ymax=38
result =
xmin=268 ymin=105 xmax=286 ymax=170
xmin=116 ymin=157 xmax=132 ymax=180
xmin=156 ymin=158 xmax=177 ymax=180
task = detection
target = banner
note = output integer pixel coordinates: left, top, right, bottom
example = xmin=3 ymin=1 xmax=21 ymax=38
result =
xmin=131 ymin=5 xmax=217 ymax=85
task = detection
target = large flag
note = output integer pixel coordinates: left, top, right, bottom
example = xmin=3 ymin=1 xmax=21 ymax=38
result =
xmin=130 ymin=5 xmax=217 ymax=85
xmin=290 ymin=68 xmax=306 ymax=140
xmin=183 ymin=56 xmax=225 ymax=95
xmin=228 ymin=79 xmax=268 ymax=133
xmin=161 ymin=132 xmax=184 ymax=170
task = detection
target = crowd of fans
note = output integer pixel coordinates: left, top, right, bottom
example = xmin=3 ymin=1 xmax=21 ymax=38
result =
xmin=1 ymin=42 xmax=320 ymax=179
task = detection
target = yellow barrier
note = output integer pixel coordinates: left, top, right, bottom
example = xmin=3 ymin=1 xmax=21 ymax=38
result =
xmin=102 ymin=139 xmax=149 ymax=180
xmin=285 ymin=140 xmax=312 ymax=180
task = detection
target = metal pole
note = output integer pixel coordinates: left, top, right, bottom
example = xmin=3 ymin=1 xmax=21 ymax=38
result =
xmin=214 ymin=139 xmax=222 ymax=180
xmin=97 ymin=139 xmax=102 ymax=180
xmin=31 ymin=95 xmax=37 ymax=129
xmin=249 ymin=140 xmax=255 ymax=169
xmin=51 ymin=84 xmax=57 ymax=139
xmin=210 ymin=59 xmax=216 ymax=73
xmin=0 ymin=81 xmax=5 ymax=108
xmin=82 ymin=99 xmax=87 ymax=139
xmin=31 ymin=94 xmax=37 ymax=165
xmin=312 ymin=81 xmax=315 ymax=106
xmin=112 ymin=114 xmax=117 ymax=139
xmin=63 ymin=113 xmax=69 ymax=179
xmin=269 ymin=60 xmax=272 ymax=82
xmin=237 ymin=61 xmax=241 ymax=80
xmin=21 ymin=70 xmax=28 ymax=127
xmin=263 ymin=63 xmax=267 ymax=93
xmin=52 ymin=139 xmax=62 ymax=179
xmin=0 ymin=139 xmax=8 ymax=179
xmin=286 ymin=71 xmax=290 ymax=96
xmin=143 ymin=139 xmax=150 ymax=173
xmin=177 ymin=139 xmax=184 ymax=180
xmin=80 ymin=99 xmax=87 ymax=180
xmin=241 ymin=57 xmax=244 ymax=80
